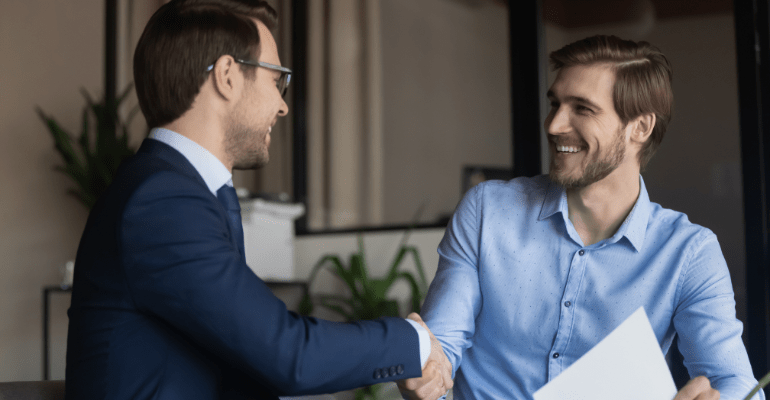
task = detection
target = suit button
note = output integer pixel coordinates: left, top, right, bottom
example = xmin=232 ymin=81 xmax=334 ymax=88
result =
xmin=397 ymin=364 xmax=404 ymax=375
xmin=373 ymin=369 xmax=382 ymax=379
xmin=382 ymin=368 xmax=390 ymax=378
xmin=389 ymin=366 xmax=397 ymax=376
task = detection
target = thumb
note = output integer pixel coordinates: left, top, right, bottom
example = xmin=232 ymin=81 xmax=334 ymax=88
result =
xmin=407 ymin=312 xmax=423 ymax=323
xmin=407 ymin=312 xmax=427 ymax=329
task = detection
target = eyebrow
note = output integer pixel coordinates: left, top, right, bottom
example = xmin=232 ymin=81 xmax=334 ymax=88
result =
xmin=546 ymin=90 xmax=602 ymax=111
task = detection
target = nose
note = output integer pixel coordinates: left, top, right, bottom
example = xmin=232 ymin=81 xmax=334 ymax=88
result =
xmin=545 ymin=104 xmax=570 ymax=136
xmin=278 ymin=97 xmax=289 ymax=117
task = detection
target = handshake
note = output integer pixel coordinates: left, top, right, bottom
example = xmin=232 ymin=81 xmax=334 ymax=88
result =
xmin=396 ymin=313 xmax=454 ymax=400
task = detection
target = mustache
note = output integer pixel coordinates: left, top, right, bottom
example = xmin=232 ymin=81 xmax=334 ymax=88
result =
xmin=547 ymin=134 xmax=585 ymax=148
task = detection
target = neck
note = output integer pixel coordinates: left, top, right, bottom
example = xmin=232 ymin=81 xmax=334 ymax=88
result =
xmin=566 ymin=163 xmax=640 ymax=246
xmin=161 ymin=95 xmax=233 ymax=172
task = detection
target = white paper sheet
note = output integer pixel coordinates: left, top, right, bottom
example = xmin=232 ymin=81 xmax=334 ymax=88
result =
xmin=533 ymin=307 xmax=677 ymax=400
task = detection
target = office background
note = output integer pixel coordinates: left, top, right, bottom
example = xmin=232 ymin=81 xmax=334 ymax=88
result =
xmin=0 ymin=0 xmax=756 ymax=385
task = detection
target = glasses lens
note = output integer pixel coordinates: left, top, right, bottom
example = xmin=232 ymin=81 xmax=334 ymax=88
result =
xmin=278 ymin=72 xmax=291 ymax=97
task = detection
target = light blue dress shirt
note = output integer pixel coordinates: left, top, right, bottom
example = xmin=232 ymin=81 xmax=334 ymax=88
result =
xmin=423 ymin=175 xmax=763 ymax=400
xmin=147 ymin=127 xmax=431 ymax=370
xmin=149 ymin=127 xmax=232 ymax=194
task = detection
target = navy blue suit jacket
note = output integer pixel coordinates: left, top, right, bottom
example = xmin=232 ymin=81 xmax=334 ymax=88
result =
xmin=65 ymin=139 xmax=421 ymax=399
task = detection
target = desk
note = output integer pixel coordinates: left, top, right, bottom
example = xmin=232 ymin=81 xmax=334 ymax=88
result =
xmin=41 ymin=281 xmax=307 ymax=380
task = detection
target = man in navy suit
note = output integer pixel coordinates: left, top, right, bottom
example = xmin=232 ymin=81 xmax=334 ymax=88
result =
xmin=64 ymin=1 xmax=452 ymax=399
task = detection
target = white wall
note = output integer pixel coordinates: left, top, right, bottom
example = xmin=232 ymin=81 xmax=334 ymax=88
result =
xmin=0 ymin=0 xmax=159 ymax=381
xmin=379 ymin=0 xmax=512 ymax=226
xmin=0 ymin=0 xmax=102 ymax=381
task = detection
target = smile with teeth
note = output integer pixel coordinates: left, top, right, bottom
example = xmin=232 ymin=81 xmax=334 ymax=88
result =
xmin=556 ymin=145 xmax=582 ymax=153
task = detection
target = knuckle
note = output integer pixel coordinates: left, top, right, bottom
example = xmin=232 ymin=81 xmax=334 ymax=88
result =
xmin=694 ymin=376 xmax=710 ymax=386
xmin=404 ymin=378 xmax=420 ymax=390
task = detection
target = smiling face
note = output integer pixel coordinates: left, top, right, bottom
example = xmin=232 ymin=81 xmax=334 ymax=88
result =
xmin=545 ymin=63 xmax=631 ymax=189
xmin=226 ymin=18 xmax=289 ymax=170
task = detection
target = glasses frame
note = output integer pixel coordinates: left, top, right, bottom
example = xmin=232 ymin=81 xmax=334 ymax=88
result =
xmin=205 ymin=58 xmax=292 ymax=97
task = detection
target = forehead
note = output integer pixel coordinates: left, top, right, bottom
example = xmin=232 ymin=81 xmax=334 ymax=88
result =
xmin=252 ymin=18 xmax=280 ymax=65
xmin=549 ymin=63 xmax=615 ymax=104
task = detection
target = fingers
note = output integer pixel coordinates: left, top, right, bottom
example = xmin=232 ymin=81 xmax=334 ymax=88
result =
xmin=429 ymin=336 xmax=453 ymax=390
xmin=674 ymin=376 xmax=719 ymax=400
xmin=428 ymin=328 xmax=453 ymax=390
xmin=409 ymin=312 xmax=454 ymax=391
xmin=397 ymin=361 xmax=447 ymax=400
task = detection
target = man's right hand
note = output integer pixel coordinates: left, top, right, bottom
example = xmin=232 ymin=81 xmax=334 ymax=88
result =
xmin=397 ymin=313 xmax=454 ymax=400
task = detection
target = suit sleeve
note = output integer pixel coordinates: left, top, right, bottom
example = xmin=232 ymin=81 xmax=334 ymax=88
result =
xmin=119 ymin=172 xmax=421 ymax=396
xmin=422 ymin=184 xmax=484 ymax=378
xmin=673 ymin=230 xmax=764 ymax=400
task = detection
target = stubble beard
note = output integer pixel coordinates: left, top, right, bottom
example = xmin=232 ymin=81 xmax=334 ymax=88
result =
xmin=549 ymin=130 xmax=626 ymax=189
xmin=226 ymin=107 xmax=270 ymax=171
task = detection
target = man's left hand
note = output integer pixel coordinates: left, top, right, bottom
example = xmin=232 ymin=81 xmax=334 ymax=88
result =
xmin=673 ymin=376 xmax=719 ymax=400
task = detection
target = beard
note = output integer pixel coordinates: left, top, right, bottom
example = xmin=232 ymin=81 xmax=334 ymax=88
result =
xmin=549 ymin=129 xmax=625 ymax=189
xmin=225 ymin=106 xmax=270 ymax=170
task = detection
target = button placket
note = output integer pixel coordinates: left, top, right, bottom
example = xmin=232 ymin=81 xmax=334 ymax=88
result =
xmin=547 ymin=248 xmax=588 ymax=381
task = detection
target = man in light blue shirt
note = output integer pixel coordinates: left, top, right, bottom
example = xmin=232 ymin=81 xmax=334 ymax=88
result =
xmin=398 ymin=35 xmax=763 ymax=400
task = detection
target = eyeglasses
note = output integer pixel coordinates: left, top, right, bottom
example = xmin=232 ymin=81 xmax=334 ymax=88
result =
xmin=205 ymin=59 xmax=292 ymax=97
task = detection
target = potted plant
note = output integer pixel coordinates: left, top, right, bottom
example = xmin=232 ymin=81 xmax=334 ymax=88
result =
xmin=37 ymin=84 xmax=139 ymax=210
xmin=298 ymin=232 xmax=429 ymax=400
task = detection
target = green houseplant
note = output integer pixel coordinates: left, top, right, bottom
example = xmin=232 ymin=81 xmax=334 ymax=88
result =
xmin=298 ymin=232 xmax=429 ymax=400
xmin=37 ymin=85 xmax=139 ymax=210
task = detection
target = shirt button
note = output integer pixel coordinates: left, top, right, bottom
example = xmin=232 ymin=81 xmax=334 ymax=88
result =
xmin=578 ymin=250 xmax=585 ymax=256
xmin=564 ymin=301 xmax=571 ymax=307
xmin=553 ymin=353 xmax=560 ymax=359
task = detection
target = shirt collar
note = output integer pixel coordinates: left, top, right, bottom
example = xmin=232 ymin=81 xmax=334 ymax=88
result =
xmin=148 ymin=127 xmax=232 ymax=195
xmin=538 ymin=175 xmax=651 ymax=252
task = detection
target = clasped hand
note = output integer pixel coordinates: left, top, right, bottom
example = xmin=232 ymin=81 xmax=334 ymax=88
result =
xmin=397 ymin=313 xmax=454 ymax=400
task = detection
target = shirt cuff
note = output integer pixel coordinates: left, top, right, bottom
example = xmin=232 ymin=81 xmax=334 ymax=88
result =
xmin=405 ymin=319 xmax=431 ymax=369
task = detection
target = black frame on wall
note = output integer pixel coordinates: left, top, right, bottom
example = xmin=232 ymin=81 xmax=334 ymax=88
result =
xmin=289 ymin=0 xmax=542 ymax=235
xmin=735 ymin=0 xmax=770 ymax=376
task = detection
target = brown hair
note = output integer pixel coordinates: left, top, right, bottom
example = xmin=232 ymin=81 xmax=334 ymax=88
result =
xmin=133 ymin=0 xmax=278 ymax=128
xmin=549 ymin=35 xmax=673 ymax=168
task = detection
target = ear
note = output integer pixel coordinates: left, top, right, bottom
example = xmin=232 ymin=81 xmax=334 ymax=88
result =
xmin=629 ymin=113 xmax=656 ymax=146
xmin=210 ymin=55 xmax=243 ymax=102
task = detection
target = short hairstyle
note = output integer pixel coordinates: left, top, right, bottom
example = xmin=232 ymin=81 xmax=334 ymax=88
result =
xmin=133 ymin=0 xmax=278 ymax=128
xmin=549 ymin=35 xmax=674 ymax=168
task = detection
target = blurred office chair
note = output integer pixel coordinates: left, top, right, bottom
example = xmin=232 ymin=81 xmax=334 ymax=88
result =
xmin=0 ymin=381 xmax=64 ymax=400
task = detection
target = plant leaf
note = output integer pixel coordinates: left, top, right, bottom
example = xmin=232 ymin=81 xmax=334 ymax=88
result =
xmin=40 ymin=85 xmax=138 ymax=210
xmin=395 ymin=271 xmax=423 ymax=314
xmin=318 ymin=297 xmax=354 ymax=321
xmin=378 ymin=299 xmax=400 ymax=318
xmin=37 ymin=108 xmax=82 ymax=168
xmin=403 ymin=246 xmax=429 ymax=293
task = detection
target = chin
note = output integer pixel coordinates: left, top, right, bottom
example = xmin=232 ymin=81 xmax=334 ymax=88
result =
xmin=549 ymin=167 xmax=586 ymax=189
xmin=233 ymin=153 xmax=269 ymax=170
